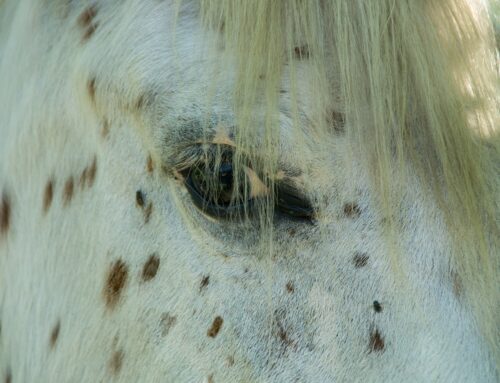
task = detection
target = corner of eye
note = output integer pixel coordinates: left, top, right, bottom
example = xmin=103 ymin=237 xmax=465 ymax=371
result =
xmin=243 ymin=167 xmax=269 ymax=198
xmin=211 ymin=130 xmax=236 ymax=147
xmin=173 ymin=169 xmax=186 ymax=182
xmin=275 ymin=170 xmax=286 ymax=181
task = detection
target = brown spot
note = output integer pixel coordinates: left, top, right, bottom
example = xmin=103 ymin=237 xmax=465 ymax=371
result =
xmin=63 ymin=177 xmax=74 ymax=206
xmin=135 ymin=190 xmax=145 ymax=207
xmin=4 ymin=369 xmax=11 ymax=383
xmin=78 ymin=5 xmax=98 ymax=42
xmin=452 ymin=271 xmax=463 ymax=298
xmin=226 ymin=356 xmax=235 ymax=367
xmin=78 ymin=158 xmax=97 ymax=190
xmin=104 ymin=260 xmax=128 ymax=309
xmin=369 ymin=329 xmax=385 ymax=352
xmin=199 ymin=275 xmax=210 ymax=292
xmin=78 ymin=5 xmax=97 ymax=27
xmin=135 ymin=94 xmax=145 ymax=110
xmin=79 ymin=169 xmax=87 ymax=189
xmin=207 ymin=374 xmax=214 ymax=383
xmin=343 ymin=202 xmax=361 ymax=218
xmin=207 ymin=316 xmax=223 ymax=338
xmin=144 ymin=202 xmax=153 ymax=223
xmin=288 ymin=228 xmax=296 ymax=237
xmin=146 ymin=155 xmax=154 ymax=173
xmin=87 ymin=157 xmax=97 ymax=187
xmin=82 ymin=22 xmax=98 ymax=41
xmin=160 ymin=313 xmax=177 ymax=336
xmin=373 ymin=301 xmax=382 ymax=313
xmin=49 ymin=320 xmax=61 ymax=349
xmin=329 ymin=110 xmax=345 ymax=133
xmin=101 ymin=119 xmax=109 ymax=138
xmin=109 ymin=349 xmax=124 ymax=374
xmin=141 ymin=253 xmax=160 ymax=282
xmin=273 ymin=309 xmax=298 ymax=353
xmin=218 ymin=21 xmax=225 ymax=33
xmin=0 ymin=192 xmax=11 ymax=236
xmin=87 ymin=77 xmax=96 ymax=103
xmin=293 ymin=45 xmax=310 ymax=59
xmin=43 ymin=179 xmax=54 ymax=213
xmin=353 ymin=252 xmax=369 ymax=268
xmin=278 ymin=324 xmax=291 ymax=345
xmin=276 ymin=319 xmax=296 ymax=351
xmin=286 ymin=281 xmax=294 ymax=293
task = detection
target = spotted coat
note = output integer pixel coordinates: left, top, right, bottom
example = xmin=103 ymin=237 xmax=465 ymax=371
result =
xmin=0 ymin=1 xmax=497 ymax=382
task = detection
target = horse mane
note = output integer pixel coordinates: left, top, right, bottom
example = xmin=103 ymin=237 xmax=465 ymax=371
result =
xmin=197 ymin=0 xmax=499 ymax=364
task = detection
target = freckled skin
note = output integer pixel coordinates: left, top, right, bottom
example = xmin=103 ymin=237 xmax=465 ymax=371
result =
xmin=87 ymin=78 xmax=96 ymax=102
xmin=87 ymin=157 xmax=97 ymax=187
xmin=369 ymin=329 xmax=385 ymax=352
xmin=49 ymin=320 xmax=61 ymax=349
xmin=104 ymin=260 xmax=128 ymax=309
xmin=0 ymin=192 xmax=11 ymax=236
xmin=0 ymin=1 xmax=497 ymax=383
xmin=78 ymin=6 xmax=99 ymax=42
xmin=101 ymin=120 xmax=110 ymax=138
xmin=141 ymin=254 xmax=160 ymax=282
xmin=136 ymin=190 xmax=145 ymax=207
xmin=353 ymin=253 xmax=369 ymax=268
xmin=146 ymin=155 xmax=154 ymax=173
xmin=200 ymin=275 xmax=210 ymax=291
xmin=43 ymin=180 xmax=54 ymax=213
xmin=207 ymin=316 xmax=223 ymax=338
xmin=343 ymin=202 xmax=361 ymax=218
xmin=109 ymin=350 xmax=124 ymax=374
xmin=63 ymin=177 xmax=74 ymax=205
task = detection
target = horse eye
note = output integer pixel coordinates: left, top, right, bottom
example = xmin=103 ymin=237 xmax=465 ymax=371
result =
xmin=183 ymin=151 xmax=250 ymax=218
xmin=182 ymin=146 xmax=314 ymax=221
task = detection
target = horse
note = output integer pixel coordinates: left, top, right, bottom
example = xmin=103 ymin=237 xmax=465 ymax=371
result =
xmin=0 ymin=0 xmax=498 ymax=382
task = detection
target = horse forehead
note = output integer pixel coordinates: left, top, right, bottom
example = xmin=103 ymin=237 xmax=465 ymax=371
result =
xmin=91 ymin=3 xmax=327 ymax=127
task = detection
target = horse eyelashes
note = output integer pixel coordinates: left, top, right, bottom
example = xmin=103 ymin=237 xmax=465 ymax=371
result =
xmin=181 ymin=144 xmax=314 ymax=221
xmin=181 ymin=146 xmax=247 ymax=218
xmin=276 ymin=183 xmax=315 ymax=220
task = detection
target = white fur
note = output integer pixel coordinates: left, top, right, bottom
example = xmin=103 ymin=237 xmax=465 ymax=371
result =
xmin=0 ymin=1 xmax=497 ymax=382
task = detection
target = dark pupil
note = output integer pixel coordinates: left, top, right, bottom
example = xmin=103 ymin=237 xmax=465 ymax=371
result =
xmin=219 ymin=162 xmax=233 ymax=190
xmin=192 ymin=160 xmax=234 ymax=206
xmin=216 ymin=161 xmax=234 ymax=204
